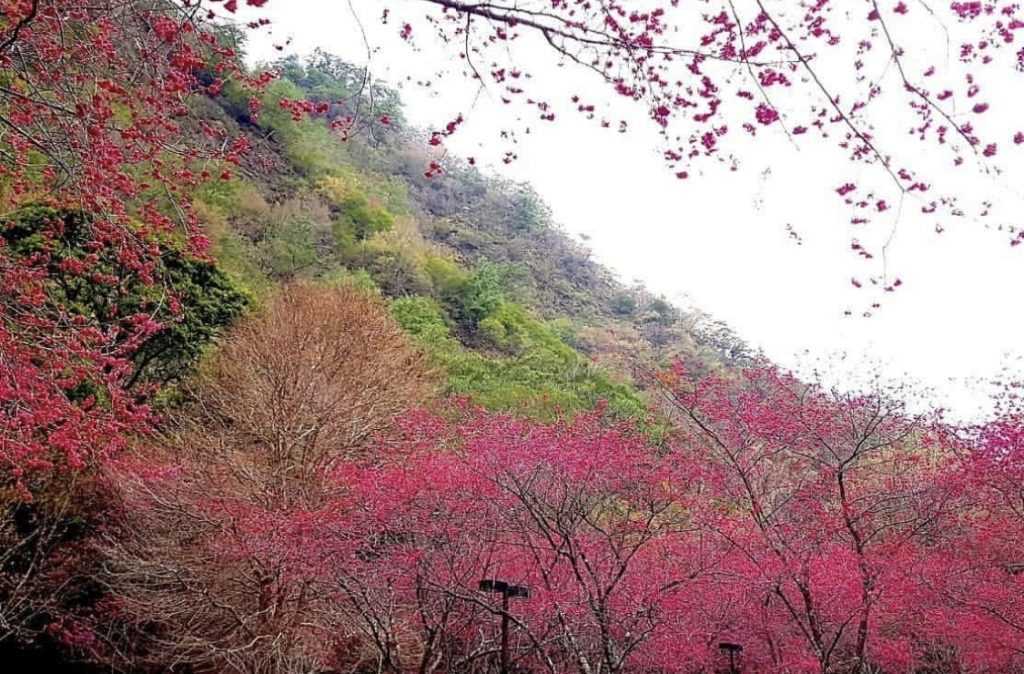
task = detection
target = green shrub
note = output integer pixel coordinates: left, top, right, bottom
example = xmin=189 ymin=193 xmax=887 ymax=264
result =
xmin=452 ymin=263 xmax=506 ymax=327
xmin=333 ymin=193 xmax=394 ymax=242
xmin=646 ymin=297 xmax=677 ymax=324
xmin=321 ymin=267 xmax=380 ymax=294
xmin=346 ymin=240 xmax=433 ymax=297
xmin=391 ymin=296 xmax=454 ymax=347
xmin=319 ymin=168 xmax=410 ymax=217
xmin=259 ymin=219 xmax=318 ymax=277
xmin=392 ymin=290 xmax=646 ymax=422
xmin=423 ymin=254 xmax=470 ymax=297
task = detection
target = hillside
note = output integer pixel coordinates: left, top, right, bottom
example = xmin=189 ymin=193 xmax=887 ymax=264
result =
xmin=0 ymin=40 xmax=757 ymax=666
xmin=191 ymin=50 xmax=754 ymax=420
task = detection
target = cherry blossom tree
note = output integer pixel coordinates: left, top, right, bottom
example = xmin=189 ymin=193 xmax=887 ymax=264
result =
xmin=907 ymin=416 xmax=1024 ymax=672
xmin=655 ymin=364 xmax=965 ymax=673
xmin=0 ymin=1 xmax=258 ymax=649
xmin=97 ymin=355 xmax=1024 ymax=673
xmin=330 ymin=407 xmax=721 ymax=674
xmin=0 ymin=0 xmax=261 ymax=498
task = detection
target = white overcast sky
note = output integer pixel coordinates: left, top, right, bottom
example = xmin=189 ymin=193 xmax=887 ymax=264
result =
xmin=239 ymin=1 xmax=1024 ymax=420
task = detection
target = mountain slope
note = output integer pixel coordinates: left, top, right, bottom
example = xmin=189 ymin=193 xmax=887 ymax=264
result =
xmin=191 ymin=51 xmax=754 ymax=420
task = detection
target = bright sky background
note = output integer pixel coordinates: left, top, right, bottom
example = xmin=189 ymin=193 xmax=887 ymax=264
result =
xmin=239 ymin=0 xmax=1024 ymax=420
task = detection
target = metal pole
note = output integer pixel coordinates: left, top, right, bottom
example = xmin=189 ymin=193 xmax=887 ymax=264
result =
xmin=500 ymin=590 xmax=510 ymax=674
xmin=728 ymin=650 xmax=737 ymax=674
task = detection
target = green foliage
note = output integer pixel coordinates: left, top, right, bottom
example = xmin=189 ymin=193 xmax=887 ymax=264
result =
xmin=191 ymin=172 xmax=242 ymax=213
xmin=211 ymin=229 xmax=271 ymax=296
xmin=275 ymin=53 xmax=363 ymax=102
xmin=258 ymin=79 xmax=308 ymax=139
xmin=1 ymin=206 xmax=249 ymax=387
xmin=346 ymin=240 xmax=433 ymax=297
xmin=332 ymin=193 xmax=394 ymax=242
xmin=236 ymin=78 xmax=354 ymax=177
xmin=320 ymin=267 xmax=380 ymax=295
xmin=217 ymin=78 xmax=258 ymax=126
xmin=422 ymin=254 xmax=470 ymax=297
xmin=391 ymin=293 xmax=646 ymax=422
xmin=319 ymin=169 xmax=410 ymax=222
xmin=452 ymin=263 xmax=506 ymax=327
xmin=391 ymin=296 xmax=455 ymax=346
xmin=285 ymin=121 xmax=354 ymax=178
xmin=507 ymin=184 xmax=551 ymax=232
xmin=259 ymin=217 xmax=319 ymax=277
xmin=192 ymin=197 xmax=273 ymax=306
xmin=140 ymin=248 xmax=250 ymax=387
